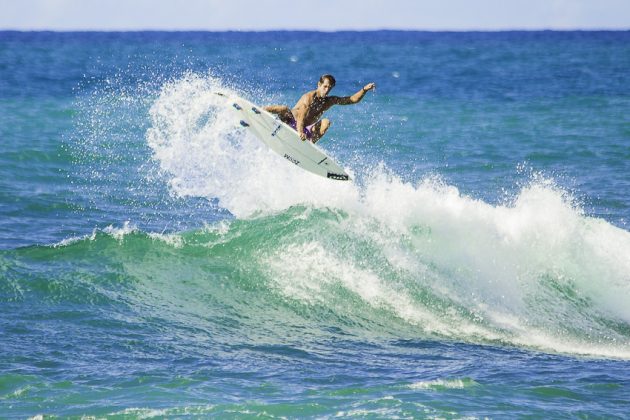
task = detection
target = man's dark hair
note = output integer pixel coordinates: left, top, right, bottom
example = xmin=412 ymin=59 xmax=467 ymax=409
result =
xmin=319 ymin=74 xmax=336 ymax=87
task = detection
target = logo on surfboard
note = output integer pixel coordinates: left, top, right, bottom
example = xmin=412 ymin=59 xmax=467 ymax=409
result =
xmin=284 ymin=154 xmax=300 ymax=165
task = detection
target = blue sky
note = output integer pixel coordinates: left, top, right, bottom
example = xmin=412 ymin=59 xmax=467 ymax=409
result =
xmin=1 ymin=0 xmax=629 ymax=31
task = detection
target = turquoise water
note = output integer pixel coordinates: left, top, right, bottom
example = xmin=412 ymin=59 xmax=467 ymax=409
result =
xmin=1 ymin=31 xmax=630 ymax=418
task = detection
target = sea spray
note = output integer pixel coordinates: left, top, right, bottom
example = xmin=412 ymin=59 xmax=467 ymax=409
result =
xmin=146 ymin=73 xmax=359 ymax=217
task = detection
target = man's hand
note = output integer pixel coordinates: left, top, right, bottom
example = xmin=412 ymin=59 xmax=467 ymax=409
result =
xmin=363 ymin=82 xmax=376 ymax=92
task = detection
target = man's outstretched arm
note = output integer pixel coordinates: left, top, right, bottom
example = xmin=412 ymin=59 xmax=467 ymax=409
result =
xmin=330 ymin=83 xmax=376 ymax=105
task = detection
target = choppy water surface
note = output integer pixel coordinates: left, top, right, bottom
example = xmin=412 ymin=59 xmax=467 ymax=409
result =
xmin=1 ymin=31 xmax=630 ymax=418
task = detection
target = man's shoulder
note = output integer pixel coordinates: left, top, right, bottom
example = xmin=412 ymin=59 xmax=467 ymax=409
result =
xmin=296 ymin=90 xmax=317 ymax=105
xmin=303 ymin=89 xmax=317 ymax=99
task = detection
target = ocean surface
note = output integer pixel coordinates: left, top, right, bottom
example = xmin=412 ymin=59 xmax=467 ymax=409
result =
xmin=1 ymin=31 xmax=630 ymax=418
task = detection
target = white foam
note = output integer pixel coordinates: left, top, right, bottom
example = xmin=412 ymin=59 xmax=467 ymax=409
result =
xmin=356 ymin=173 xmax=630 ymax=357
xmin=261 ymin=240 xmax=502 ymax=340
xmin=103 ymin=220 xmax=137 ymax=241
xmin=148 ymin=232 xmax=184 ymax=248
xmin=408 ymin=378 xmax=477 ymax=390
xmin=55 ymin=232 xmax=93 ymax=247
xmin=146 ymin=73 xmax=630 ymax=358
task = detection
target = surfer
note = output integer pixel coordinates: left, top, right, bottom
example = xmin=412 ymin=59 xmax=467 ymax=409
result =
xmin=264 ymin=74 xmax=376 ymax=143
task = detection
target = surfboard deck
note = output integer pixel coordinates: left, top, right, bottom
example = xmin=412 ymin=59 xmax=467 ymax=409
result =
xmin=216 ymin=92 xmax=350 ymax=181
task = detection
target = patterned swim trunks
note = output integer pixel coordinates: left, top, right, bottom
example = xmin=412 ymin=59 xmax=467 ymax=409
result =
xmin=287 ymin=117 xmax=314 ymax=140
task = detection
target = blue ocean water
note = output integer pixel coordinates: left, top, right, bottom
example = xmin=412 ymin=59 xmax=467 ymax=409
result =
xmin=1 ymin=30 xmax=630 ymax=418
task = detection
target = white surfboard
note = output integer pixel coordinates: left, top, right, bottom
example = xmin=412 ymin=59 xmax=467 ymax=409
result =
xmin=217 ymin=92 xmax=350 ymax=181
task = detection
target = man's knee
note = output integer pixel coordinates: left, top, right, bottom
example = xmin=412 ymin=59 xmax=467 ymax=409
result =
xmin=321 ymin=118 xmax=331 ymax=132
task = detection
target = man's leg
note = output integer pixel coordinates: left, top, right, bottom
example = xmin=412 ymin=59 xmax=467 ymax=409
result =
xmin=263 ymin=105 xmax=293 ymax=124
xmin=309 ymin=118 xmax=331 ymax=143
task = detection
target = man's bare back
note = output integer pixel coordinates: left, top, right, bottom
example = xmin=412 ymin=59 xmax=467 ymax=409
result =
xmin=264 ymin=74 xmax=375 ymax=143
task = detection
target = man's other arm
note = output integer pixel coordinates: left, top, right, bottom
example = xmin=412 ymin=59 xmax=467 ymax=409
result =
xmin=330 ymin=83 xmax=376 ymax=105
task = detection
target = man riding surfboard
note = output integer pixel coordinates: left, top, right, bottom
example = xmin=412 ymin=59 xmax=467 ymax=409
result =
xmin=264 ymin=74 xmax=376 ymax=143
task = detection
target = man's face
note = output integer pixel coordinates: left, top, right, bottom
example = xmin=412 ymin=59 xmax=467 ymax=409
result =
xmin=317 ymin=79 xmax=333 ymax=97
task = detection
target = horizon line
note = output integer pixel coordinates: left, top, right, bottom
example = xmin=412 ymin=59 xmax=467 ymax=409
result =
xmin=2 ymin=27 xmax=629 ymax=33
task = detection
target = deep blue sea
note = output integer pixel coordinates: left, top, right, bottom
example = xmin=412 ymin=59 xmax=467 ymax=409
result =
xmin=1 ymin=31 xmax=630 ymax=418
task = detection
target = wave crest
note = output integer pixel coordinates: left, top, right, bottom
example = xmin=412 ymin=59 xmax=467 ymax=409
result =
xmin=24 ymin=73 xmax=628 ymax=359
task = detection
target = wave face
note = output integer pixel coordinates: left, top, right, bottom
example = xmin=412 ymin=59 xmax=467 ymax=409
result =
xmin=15 ymin=73 xmax=626 ymax=359
xmin=6 ymin=183 xmax=630 ymax=361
